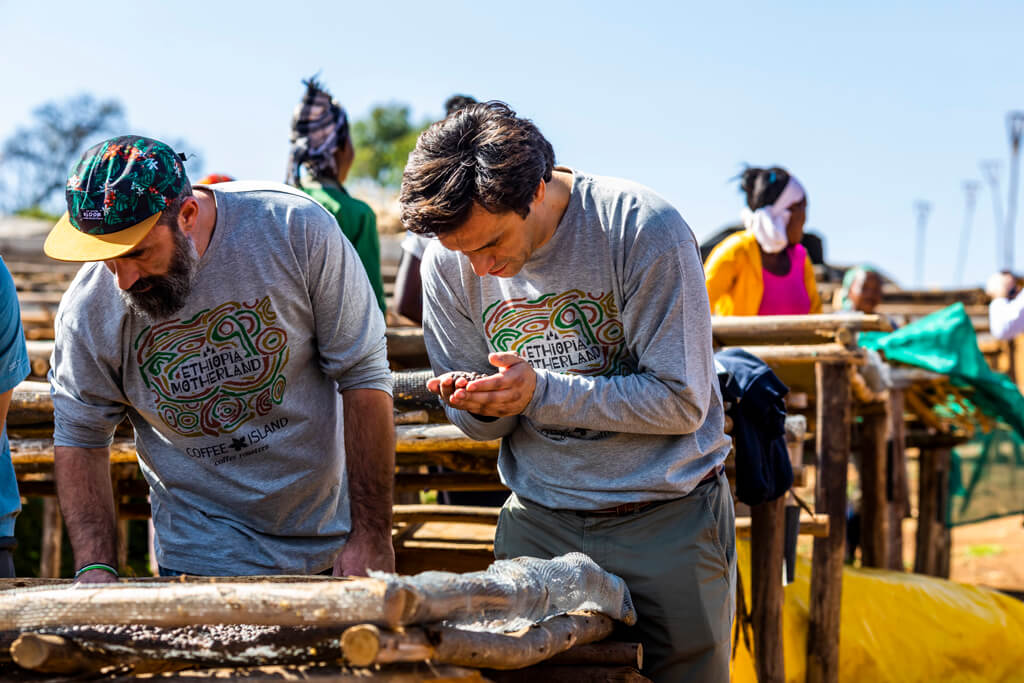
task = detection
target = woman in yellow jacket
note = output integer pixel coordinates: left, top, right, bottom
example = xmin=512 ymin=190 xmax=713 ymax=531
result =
xmin=705 ymin=166 xmax=822 ymax=316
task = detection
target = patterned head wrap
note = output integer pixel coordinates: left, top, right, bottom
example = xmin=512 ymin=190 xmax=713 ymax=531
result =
xmin=740 ymin=176 xmax=805 ymax=254
xmin=286 ymin=76 xmax=349 ymax=185
xmin=838 ymin=265 xmax=876 ymax=310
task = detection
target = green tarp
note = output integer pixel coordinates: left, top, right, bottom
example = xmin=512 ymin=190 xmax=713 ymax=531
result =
xmin=860 ymin=303 xmax=1024 ymax=439
xmin=861 ymin=303 xmax=1024 ymax=525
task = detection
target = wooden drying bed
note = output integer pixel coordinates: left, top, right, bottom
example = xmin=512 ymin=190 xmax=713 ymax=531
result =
xmin=0 ymin=570 xmax=649 ymax=681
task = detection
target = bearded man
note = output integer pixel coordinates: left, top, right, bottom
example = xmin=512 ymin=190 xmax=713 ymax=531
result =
xmin=45 ymin=136 xmax=394 ymax=582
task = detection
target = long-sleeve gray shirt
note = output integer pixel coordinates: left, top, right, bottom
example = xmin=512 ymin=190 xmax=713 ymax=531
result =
xmin=421 ymin=169 xmax=730 ymax=510
xmin=50 ymin=181 xmax=391 ymax=575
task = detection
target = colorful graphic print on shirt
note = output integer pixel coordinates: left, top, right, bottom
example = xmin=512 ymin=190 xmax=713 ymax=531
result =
xmin=134 ymin=298 xmax=289 ymax=438
xmin=483 ymin=289 xmax=628 ymax=376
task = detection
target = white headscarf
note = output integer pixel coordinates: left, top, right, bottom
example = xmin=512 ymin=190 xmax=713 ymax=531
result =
xmin=740 ymin=176 xmax=805 ymax=254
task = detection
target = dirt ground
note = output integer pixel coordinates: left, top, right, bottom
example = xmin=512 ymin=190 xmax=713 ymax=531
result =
xmin=946 ymin=514 xmax=1024 ymax=593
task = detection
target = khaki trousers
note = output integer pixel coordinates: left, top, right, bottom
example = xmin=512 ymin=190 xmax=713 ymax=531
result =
xmin=495 ymin=471 xmax=736 ymax=683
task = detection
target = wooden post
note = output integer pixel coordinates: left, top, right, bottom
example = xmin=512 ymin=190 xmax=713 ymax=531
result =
xmin=914 ymin=447 xmax=952 ymax=577
xmin=40 ymin=497 xmax=63 ymax=578
xmin=750 ymin=497 xmax=785 ymax=683
xmin=806 ymin=361 xmax=851 ymax=683
xmin=858 ymin=410 xmax=889 ymax=568
xmin=887 ymin=390 xmax=909 ymax=571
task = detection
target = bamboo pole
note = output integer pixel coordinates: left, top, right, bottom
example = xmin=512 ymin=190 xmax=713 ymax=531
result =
xmin=341 ymin=612 xmax=614 ymax=669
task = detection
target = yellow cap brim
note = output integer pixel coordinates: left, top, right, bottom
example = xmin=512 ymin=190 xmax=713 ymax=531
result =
xmin=44 ymin=211 xmax=163 ymax=262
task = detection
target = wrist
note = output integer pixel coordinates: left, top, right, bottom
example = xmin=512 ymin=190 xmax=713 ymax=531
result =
xmin=74 ymin=562 xmax=119 ymax=580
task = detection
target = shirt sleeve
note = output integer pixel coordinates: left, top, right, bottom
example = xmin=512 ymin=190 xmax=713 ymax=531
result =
xmin=0 ymin=260 xmax=29 ymax=395
xmin=49 ymin=297 xmax=128 ymax=450
xmin=989 ymin=295 xmax=1024 ymax=341
xmin=703 ymin=238 xmax=738 ymax=314
xmin=303 ymin=205 xmax=392 ymax=395
xmin=421 ymin=251 xmax=518 ymax=441
xmin=523 ymin=212 xmax=717 ymax=435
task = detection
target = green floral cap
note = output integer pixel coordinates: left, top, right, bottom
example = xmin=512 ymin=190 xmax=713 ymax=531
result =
xmin=65 ymin=135 xmax=186 ymax=235
xmin=45 ymin=135 xmax=189 ymax=261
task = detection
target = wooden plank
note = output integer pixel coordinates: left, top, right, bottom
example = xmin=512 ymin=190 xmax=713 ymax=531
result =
xmin=736 ymin=514 xmax=829 ymax=538
xmin=8 ymin=381 xmax=54 ymax=425
xmin=12 ymin=440 xmax=138 ymax=474
xmin=750 ymin=497 xmax=786 ymax=683
xmin=386 ymin=327 xmax=429 ymax=362
xmin=396 ymin=450 xmax=497 ymax=474
xmin=16 ymin=291 xmax=65 ymax=306
xmin=807 ymin=361 xmax=851 ymax=683
xmin=395 ymin=423 xmax=499 ymax=454
xmin=394 ymin=472 xmax=505 ymax=493
xmin=874 ymin=302 xmax=989 ymax=318
xmin=394 ymin=546 xmax=494 ymax=575
xmin=393 ymin=504 xmax=500 ymax=525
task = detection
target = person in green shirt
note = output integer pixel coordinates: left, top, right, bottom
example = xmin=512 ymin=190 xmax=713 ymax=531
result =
xmin=287 ymin=77 xmax=386 ymax=314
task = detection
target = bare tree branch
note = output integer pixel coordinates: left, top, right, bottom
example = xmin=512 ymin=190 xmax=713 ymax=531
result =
xmin=0 ymin=94 xmax=126 ymax=213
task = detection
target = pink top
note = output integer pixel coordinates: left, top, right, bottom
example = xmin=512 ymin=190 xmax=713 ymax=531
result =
xmin=758 ymin=244 xmax=811 ymax=316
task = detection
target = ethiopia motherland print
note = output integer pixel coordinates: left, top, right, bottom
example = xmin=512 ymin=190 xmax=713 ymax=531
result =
xmin=133 ymin=298 xmax=289 ymax=438
xmin=483 ymin=289 xmax=627 ymax=375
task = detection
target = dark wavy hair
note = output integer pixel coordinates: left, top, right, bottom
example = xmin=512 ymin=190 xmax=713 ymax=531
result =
xmin=444 ymin=94 xmax=477 ymax=116
xmin=738 ymin=166 xmax=791 ymax=210
xmin=399 ymin=101 xmax=555 ymax=236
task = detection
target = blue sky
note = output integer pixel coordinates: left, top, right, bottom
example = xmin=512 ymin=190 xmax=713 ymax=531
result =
xmin=2 ymin=0 xmax=1022 ymax=288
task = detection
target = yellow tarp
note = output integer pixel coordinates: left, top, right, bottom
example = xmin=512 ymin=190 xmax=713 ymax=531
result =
xmin=730 ymin=539 xmax=1024 ymax=682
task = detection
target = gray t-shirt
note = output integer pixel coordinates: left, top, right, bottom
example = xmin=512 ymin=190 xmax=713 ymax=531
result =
xmin=422 ymin=169 xmax=730 ymax=510
xmin=50 ymin=181 xmax=392 ymax=575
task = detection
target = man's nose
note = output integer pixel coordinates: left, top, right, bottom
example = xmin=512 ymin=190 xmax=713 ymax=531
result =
xmin=468 ymin=253 xmax=493 ymax=277
xmin=107 ymin=260 xmax=141 ymax=290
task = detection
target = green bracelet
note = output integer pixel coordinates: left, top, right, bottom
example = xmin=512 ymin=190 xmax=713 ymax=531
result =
xmin=74 ymin=563 xmax=119 ymax=579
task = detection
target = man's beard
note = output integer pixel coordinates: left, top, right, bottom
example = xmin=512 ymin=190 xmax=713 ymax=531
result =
xmin=120 ymin=227 xmax=199 ymax=320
